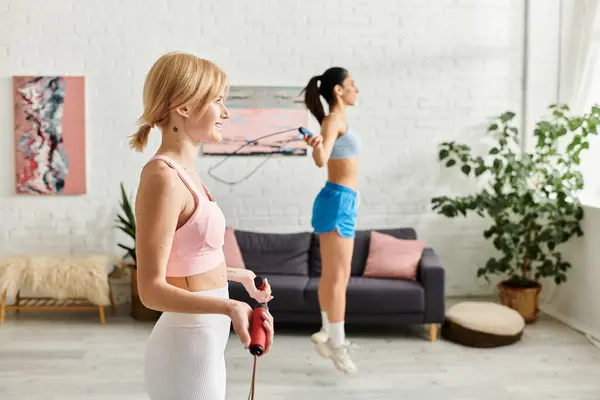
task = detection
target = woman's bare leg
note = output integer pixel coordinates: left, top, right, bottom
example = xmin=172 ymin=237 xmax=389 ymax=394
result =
xmin=318 ymin=231 xmax=353 ymax=323
xmin=314 ymin=230 xmax=357 ymax=374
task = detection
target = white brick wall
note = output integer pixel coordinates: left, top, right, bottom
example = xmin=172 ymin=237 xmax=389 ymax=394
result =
xmin=0 ymin=0 xmax=525 ymax=297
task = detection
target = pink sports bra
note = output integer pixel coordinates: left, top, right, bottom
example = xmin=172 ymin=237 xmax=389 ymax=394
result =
xmin=146 ymin=155 xmax=226 ymax=278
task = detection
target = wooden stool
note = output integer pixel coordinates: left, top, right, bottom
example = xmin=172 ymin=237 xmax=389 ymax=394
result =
xmin=0 ymin=285 xmax=116 ymax=325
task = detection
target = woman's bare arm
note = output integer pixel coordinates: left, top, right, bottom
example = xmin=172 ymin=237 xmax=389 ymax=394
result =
xmin=227 ymin=267 xmax=252 ymax=284
xmin=134 ymin=162 xmax=235 ymax=315
xmin=227 ymin=267 xmax=273 ymax=303
xmin=311 ymin=116 xmax=345 ymax=167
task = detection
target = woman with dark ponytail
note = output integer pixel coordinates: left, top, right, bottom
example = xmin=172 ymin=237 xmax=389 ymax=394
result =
xmin=301 ymin=67 xmax=360 ymax=375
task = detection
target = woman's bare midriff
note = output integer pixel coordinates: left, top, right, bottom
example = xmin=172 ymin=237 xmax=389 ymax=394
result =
xmin=166 ymin=261 xmax=228 ymax=292
xmin=327 ymin=158 xmax=359 ymax=189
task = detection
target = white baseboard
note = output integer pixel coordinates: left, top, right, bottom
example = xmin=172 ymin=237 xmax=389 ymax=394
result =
xmin=540 ymin=303 xmax=600 ymax=345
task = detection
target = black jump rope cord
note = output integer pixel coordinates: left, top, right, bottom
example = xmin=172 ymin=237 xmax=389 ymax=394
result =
xmin=207 ymin=127 xmax=305 ymax=186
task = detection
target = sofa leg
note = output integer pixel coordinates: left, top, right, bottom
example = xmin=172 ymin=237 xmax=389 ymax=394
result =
xmin=428 ymin=324 xmax=438 ymax=341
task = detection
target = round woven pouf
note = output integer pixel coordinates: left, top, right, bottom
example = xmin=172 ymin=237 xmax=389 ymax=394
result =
xmin=441 ymin=301 xmax=525 ymax=348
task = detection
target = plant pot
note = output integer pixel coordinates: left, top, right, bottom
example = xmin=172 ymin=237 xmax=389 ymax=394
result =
xmin=130 ymin=268 xmax=162 ymax=322
xmin=497 ymin=281 xmax=541 ymax=323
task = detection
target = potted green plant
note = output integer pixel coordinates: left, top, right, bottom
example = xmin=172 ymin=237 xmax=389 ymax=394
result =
xmin=116 ymin=182 xmax=136 ymax=265
xmin=431 ymin=104 xmax=599 ymax=322
xmin=116 ymin=182 xmax=161 ymax=321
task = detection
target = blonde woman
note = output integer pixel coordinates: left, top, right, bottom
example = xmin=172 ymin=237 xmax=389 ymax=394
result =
xmin=131 ymin=52 xmax=274 ymax=400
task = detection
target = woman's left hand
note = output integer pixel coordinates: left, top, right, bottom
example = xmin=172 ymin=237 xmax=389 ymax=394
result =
xmin=242 ymin=271 xmax=274 ymax=304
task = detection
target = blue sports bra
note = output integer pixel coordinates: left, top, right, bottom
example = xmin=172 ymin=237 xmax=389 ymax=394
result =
xmin=330 ymin=126 xmax=361 ymax=159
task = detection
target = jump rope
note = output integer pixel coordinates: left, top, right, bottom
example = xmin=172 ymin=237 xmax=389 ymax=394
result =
xmin=207 ymin=127 xmax=313 ymax=185
xmin=247 ymin=276 xmax=270 ymax=400
xmin=206 ymin=127 xmax=315 ymax=398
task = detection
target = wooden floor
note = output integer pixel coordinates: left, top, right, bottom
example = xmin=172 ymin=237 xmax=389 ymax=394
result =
xmin=1 ymin=305 xmax=599 ymax=400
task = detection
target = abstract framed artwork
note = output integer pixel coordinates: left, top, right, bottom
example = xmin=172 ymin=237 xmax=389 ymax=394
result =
xmin=13 ymin=76 xmax=86 ymax=195
xmin=202 ymin=86 xmax=308 ymax=156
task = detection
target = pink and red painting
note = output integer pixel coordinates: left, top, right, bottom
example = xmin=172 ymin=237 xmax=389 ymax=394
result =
xmin=13 ymin=76 xmax=86 ymax=195
xmin=202 ymin=86 xmax=308 ymax=156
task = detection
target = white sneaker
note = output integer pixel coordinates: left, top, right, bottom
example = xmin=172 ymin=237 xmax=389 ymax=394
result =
xmin=310 ymin=330 xmax=330 ymax=358
xmin=311 ymin=330 xmax=355 ymax=356
xmin=321 ymin=338 xmax=358 ymax=375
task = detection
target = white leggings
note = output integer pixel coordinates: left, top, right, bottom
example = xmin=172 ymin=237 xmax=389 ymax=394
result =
xmin=144 ymin=285 xmax=232 ymax=400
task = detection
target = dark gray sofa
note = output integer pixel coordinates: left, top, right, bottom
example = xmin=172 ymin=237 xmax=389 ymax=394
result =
xmin=228 ymin=227 xmax=445 ymax=341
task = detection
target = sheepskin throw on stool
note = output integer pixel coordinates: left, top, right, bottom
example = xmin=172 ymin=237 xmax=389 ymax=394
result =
xmin=0 ymin=254 xmax=125 ymax=306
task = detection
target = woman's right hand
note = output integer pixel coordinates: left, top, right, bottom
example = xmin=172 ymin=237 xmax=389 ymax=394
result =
xmin=303 ymin=133 xmax=323 ymax=149
xmin=228 ymin=300 xmax=254 ymax=348
xmin=228 ymin=300 xmax=274 ymax=355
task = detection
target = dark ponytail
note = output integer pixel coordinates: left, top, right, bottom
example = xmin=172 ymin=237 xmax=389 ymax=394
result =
xmin=303 ymin=75 xmax=325 ymax=125
xmin=302 ymin=67 xmax=349 ymax=126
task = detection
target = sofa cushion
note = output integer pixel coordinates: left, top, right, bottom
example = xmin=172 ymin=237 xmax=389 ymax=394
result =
xmin=304 ymin=276 xmax=424 ymax=314
xmin=234 ymin=230 xmax=312 ymax=276
xmin=363 ymin=231 xmax=425 ymax=280
xmin=223 ymin=227 xmax=246 ymax=269
xmin=228 ymin=275 xmax=309 ymax=312
xmin=309 ymin=228 xmax=418 ymax=277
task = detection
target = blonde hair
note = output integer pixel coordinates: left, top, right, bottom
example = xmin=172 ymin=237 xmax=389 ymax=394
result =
xmin=129 ymin=51 xmax=228 ymax=152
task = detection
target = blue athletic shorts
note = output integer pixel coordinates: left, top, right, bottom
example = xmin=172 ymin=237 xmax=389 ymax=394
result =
xmin=311 ymin=181 xmax=358 ymax=238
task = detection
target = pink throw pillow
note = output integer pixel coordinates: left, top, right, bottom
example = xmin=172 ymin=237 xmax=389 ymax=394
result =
xmin=363 ymin=231 xmax=425 ymax=280
xmin=223 ymin=227 xmax=246 ymax=269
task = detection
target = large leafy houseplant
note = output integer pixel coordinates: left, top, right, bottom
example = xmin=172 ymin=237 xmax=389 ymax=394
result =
xmin=431 ymin=104 xmax=599 ymax=320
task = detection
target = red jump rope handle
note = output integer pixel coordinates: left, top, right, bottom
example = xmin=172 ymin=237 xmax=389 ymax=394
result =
xmin=249 ymin=276 xmax=268 ymax=356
